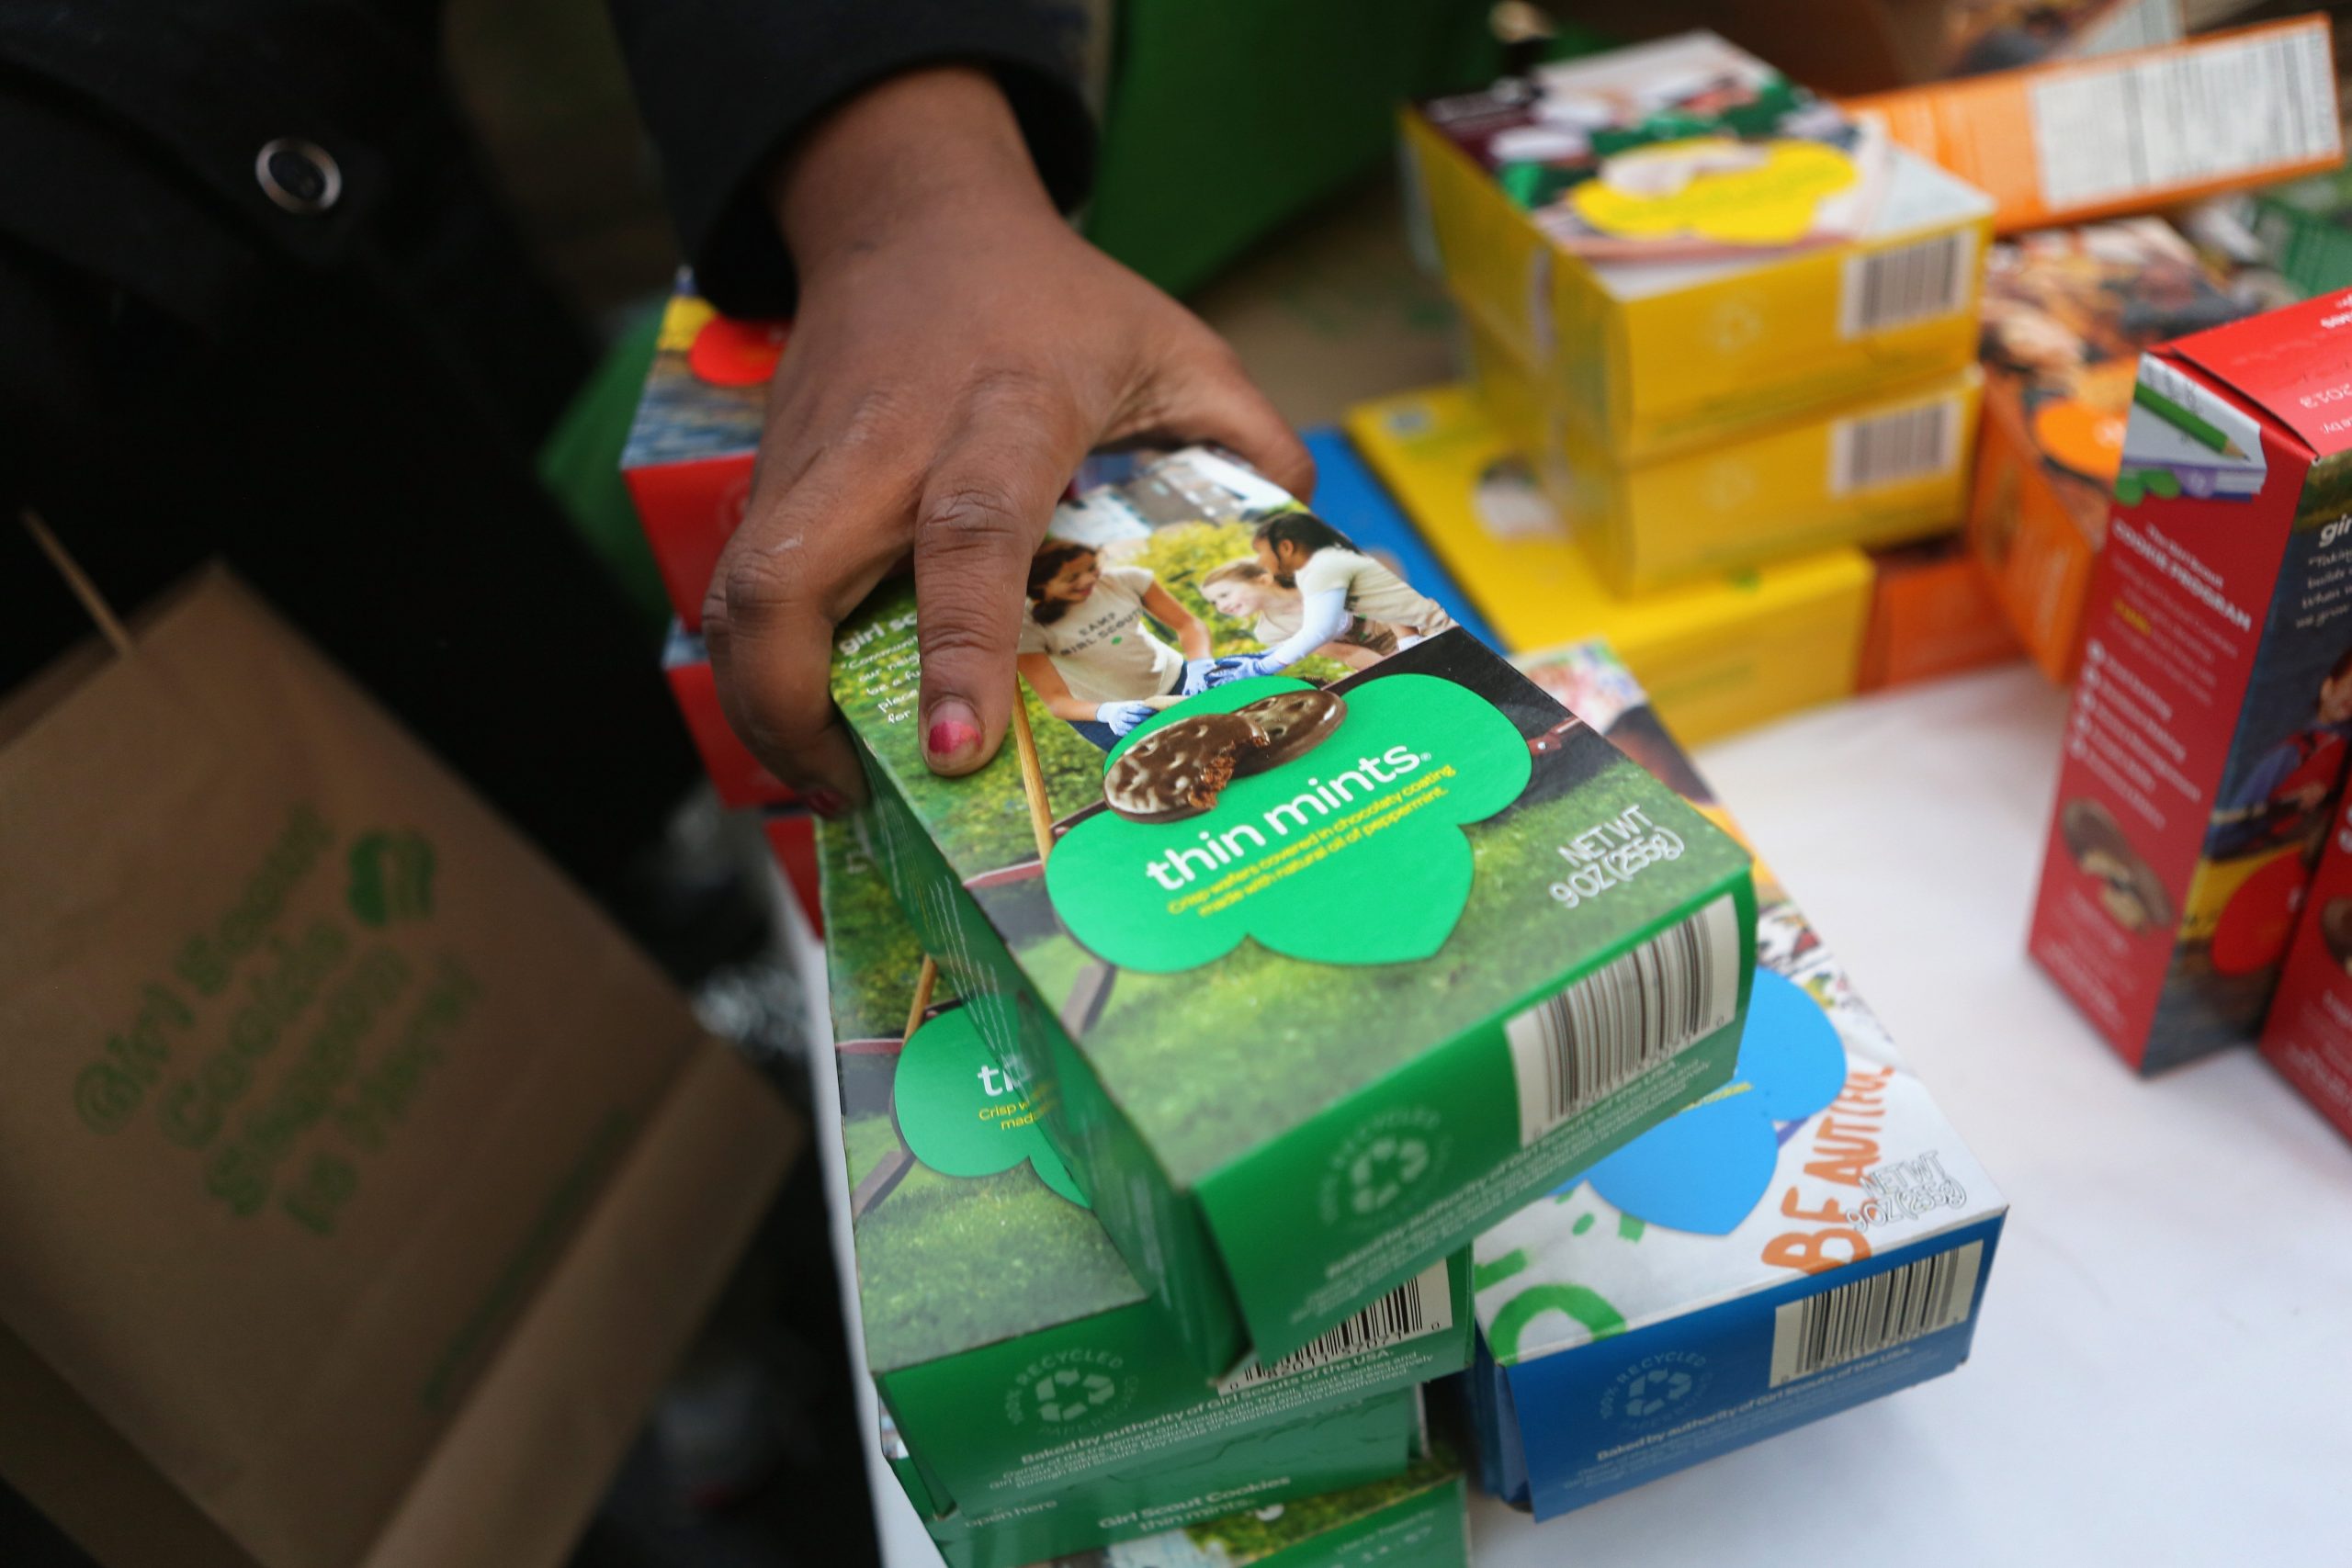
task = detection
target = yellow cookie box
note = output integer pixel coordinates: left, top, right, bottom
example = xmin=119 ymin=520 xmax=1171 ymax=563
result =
xmin=1459 ymin=311 xmax=1981 ymax=593
xmin=1399 ymin=105 xmax=1994 ymax=466
xmin=1345 ymin=385 xmax=1869 ymax=747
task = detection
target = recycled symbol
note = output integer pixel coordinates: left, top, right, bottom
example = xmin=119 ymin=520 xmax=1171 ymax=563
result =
xmin=1349 ymin=1134 xmax=1431 ymax=1215
xmin=1033 ymin=1368 xmax=1118 ymax=1424
xmin=1623 ymin=1369 xmax=1691 ymax=1416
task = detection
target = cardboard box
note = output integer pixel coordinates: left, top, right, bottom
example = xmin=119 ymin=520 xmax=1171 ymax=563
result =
xmin=2258 ymin=793 xmax=2352 ymax=1143
xmin=1849 ymin=17 xmax=2342 ymax=235
xmin=1857 ymin=533 xmax=2020 ymax=690
xmin=1404 ymin=33 xmax=1993 ymax=464
xmin=831 ymin=446 xmax=1758 ymax=1374
xmin=2030 ymin=292 xmax=2352 ymax=1073
xmin=1573 ymin=0 xmax=2180 ymax=96
xmin=2251 ymin=168 xmax=2352 ymax=302
xmin=1345 ymin=386 xmax=1871 ymax=745
xmin=1459 ymin=308 xmax=1980 ymax=591
xmin=1471 ymin=639 xmax=2007 ymax=1520
xmin=662 ymin=621 xmax=795 ymax=808
xmin=1968 ymin=220 xmax=2251 ymax=682
xmin=620 ymin=284 xmax=784 ymax=627
xmin=816 ymin=818 xmax=1466 ymax=1537
xmin=880 ymin=1416 xmax=1471 ymax=1568
xmin=893 ymin=1391 xmax=1423 ymax=1568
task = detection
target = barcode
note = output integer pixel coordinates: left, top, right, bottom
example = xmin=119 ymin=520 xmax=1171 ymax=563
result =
xmin=1769 ymin=1240 xmax=1984 ymax=1388
xmin=1508 ymin=894 xmax=1741 ymax=1148
xmin=1838 ymin=232 xmax=1973 ymax=337
xmin=2030 ymin=24 xmax=2338 ymax=210
xmin=1216 ymin=1262 xmax=1453 ymax=1395
xmin=1830 ymin=398 xmax=1961 ymax=495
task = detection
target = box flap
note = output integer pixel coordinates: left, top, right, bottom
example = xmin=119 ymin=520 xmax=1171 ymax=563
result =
xmin=2167 ymin=290 xmax=2352 ymax=459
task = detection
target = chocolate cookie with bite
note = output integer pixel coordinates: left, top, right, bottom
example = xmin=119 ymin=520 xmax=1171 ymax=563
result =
xmin=1104 ymin=712 xmax=1270 ymax=823
xmin=1233 ymin=689 xmax=1345 ymax=775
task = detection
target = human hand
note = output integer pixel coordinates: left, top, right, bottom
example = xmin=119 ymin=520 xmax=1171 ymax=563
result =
xmin=1095 ymin=701 xmax=1160 ymax=738
xmin=1180 ymin=654 xmax=1283 ymax=695
xmin=701 ymin=67 xmax=1311 ymax=813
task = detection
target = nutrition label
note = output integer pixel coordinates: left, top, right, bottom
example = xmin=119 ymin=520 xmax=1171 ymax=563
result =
xmin=2029 ymin=24 xmax=2338 ymax=210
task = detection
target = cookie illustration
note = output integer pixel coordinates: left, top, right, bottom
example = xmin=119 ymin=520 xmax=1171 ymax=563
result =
xmin=2060 ymin=798 xmax=2173 ymax=932
xmin=2320 ymin=897 xmax=2352 ymax=975
xmin=1233 ymin=689 xmax=1345 ymax=774
xmin=1104 ymin=712 xmax=1270 ymax=823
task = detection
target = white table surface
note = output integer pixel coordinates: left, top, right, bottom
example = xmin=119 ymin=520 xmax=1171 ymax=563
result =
xmin=792 ymin=663 xmax=2352 ymax=1568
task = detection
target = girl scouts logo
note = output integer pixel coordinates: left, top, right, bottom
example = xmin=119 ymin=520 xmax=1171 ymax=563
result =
xmin=345 ymin=831 xmax=435 ymax=927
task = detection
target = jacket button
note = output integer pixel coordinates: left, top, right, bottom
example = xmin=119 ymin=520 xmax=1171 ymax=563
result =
xmin=254 ymin=138 xmax=342 ymax=215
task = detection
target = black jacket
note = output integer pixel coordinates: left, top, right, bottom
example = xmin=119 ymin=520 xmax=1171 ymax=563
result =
xmin=0 ymin=0 xmax=1095 ymax=906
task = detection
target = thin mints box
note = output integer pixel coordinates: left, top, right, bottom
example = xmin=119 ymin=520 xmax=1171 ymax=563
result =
xmin=830 ymin=446 xmax=1757 ymax=1375
xmin=819 ymin=822 xmax=1464 ymax=1552
xmin=1473 ymin=641 xmax=2007 ymax=1519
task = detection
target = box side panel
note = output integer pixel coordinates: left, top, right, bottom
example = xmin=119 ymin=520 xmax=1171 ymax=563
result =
xmin=1199 ymin=862 xmax=1755 ymax=1362
xmin=1501 ymin=1216 xmax=2003 ymax=1520
xmin=2028 ymin=355 xmax=2309 ymax=1069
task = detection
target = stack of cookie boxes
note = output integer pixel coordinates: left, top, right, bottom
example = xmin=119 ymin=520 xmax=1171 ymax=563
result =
xmin=1403 ymin=32 xmax=1994 ymax=599
xmin=824 ymin=445 xmax=1763 ymax=1561
xmin=619 ymin=281 xmax=820 ymax=931
xmin=1481 ymin=639 xmax=2007 ymax=1519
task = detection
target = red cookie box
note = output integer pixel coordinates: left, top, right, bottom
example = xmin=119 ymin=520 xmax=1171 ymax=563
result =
xmin=2260 ymin=789 xmax=2352 ymax=1142
xmin=762 ymin=808 xmax=821 ymax=939
xmin=663 ymin=621 xmax=795 ymax=809
xmin=621 ymin=281 xmax=786 ymax=627
xmin=2030 ymin=290 xmax=2352 ymax=1075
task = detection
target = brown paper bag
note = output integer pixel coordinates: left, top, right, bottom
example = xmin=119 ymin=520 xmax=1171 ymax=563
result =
xmin=0 ymin=565 xmax=802 ymax=1568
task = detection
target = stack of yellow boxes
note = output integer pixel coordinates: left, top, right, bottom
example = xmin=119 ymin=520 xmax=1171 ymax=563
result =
xmin=1387 ymin=30 xmax=2014 ymax=738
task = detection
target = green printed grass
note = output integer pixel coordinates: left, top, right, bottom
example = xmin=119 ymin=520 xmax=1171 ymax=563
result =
xmin=844 ymin=1113 xmax=1138 ymax=1372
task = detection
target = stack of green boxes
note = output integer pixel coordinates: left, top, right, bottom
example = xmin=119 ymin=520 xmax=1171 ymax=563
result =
xmin=820 ymin=446 xmax=1763 ymax=1564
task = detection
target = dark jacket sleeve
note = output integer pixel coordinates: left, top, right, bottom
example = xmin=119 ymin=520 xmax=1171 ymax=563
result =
xmin=605 ymin=0 xmax=1098 ymax=318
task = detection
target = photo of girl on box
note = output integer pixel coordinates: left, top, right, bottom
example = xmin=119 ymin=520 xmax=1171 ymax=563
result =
xmin=1198 ymin=559 xmax=1398 ymax=672
xmin=1250 ymin=513 xmax=1457 ymax=662
xmin=2207 ymin=645 xmax=2352 ymax=859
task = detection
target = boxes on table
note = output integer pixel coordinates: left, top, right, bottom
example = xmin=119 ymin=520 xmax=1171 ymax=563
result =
xmin=1473 ymin=639 xmax=2007 ymax=1520
xmin=818 ymin=823 xmax=1460 ymax=1565
xmin=2250 ymin=169 xmax=2352 ymax=302
xmin=917 ymin=1433 xmax=1473 ymax=1568
xmin=1404 ymin=32 xmax=1993 ymax=467
xmin=1459 ymin=308 xmax=1980 ymax=591
xmin=2031 ymin=292 xmax=2352 ymax=1073
xmin=1857 ymin=534 xmax=2019 ymax=692
xmin=1345 ymin=386 xmax=1871 ymax=744
xmin=620 ymin=282 xmax=784 ymax=627
xmin=2259 ymin=792 xmax=2352 ymax=1144
xmin=831 ymin=446 xmax=1758 ymax=1376
xmin=1849 ymin=17 xmax=2342 ymax=235
xmin=1968 ymin=220 xmax=2250 ymax=682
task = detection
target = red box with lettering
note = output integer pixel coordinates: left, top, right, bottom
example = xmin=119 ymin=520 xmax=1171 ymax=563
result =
xmin=622 ymin=281 xmax=785 ymax=627
xmin=662 ymin=622 xmax=794 ymax=809
xmin=2259 ymin=794 xmax=2352 ymax=1141
xmin=2030 ymin=292 xmax=2352 ymax=1073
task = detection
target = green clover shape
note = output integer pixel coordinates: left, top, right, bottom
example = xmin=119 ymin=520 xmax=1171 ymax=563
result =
xmin=893 ymin=1000 xmax=1085 ymax=1205
xmin=1048 ymin=674 xmax=1530 ymax=972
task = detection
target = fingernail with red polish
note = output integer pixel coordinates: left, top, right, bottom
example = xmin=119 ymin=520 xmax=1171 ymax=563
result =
xmin=927 ymin=703 xmax=982 ymax=764
xmin=804 ymin=788 xmax=847 ymax=819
